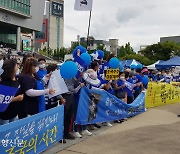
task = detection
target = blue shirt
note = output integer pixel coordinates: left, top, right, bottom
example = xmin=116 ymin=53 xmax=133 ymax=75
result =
xmin=152 ymin=74 xmax=158 ymax=82
xmin=132 ymin=76 xmax=137 ymax=84
xmin=37 ymin=69 xmax=47 ymax=80
xmin=135 ymin=74 xmax=142 ymax=90
xmin=116 ymin=79 xmax=125 ymax=93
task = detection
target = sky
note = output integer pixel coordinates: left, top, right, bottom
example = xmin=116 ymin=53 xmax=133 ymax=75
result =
xmin=64 ymin=0 xmax=180 ymax=51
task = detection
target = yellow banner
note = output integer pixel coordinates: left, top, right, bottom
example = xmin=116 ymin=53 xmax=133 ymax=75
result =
xmin=105 ymin=69 xmax=119 ymax=80
xmin=145 ymin=82 xmax=180 ymax=108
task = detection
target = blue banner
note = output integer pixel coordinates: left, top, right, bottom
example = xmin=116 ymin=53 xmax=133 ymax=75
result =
xmin=74 ymin=56 xmax=86 ymax=78
xmin=0 ymin=84 xmax=19 ymax=112
xmin=76 ymin=87 xmax=145 ymax=125
xmin=0 ymin=105 xmax=64 ymax=154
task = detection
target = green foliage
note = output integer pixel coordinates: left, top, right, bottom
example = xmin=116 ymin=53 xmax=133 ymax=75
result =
xmin=53 ymin=47 xmax=68 ymax=61
xmin=119 ymin=54 xmax=154 ymax=66
xmin=38 ymin=47 xmax=69 ymax=61
xmin=38 ymin=47 xmax=53 ymax=57
xmin=117 ymin=42 xmax=135 ymax=58
xmin=141 ymin=41 xmax=180 ymax=61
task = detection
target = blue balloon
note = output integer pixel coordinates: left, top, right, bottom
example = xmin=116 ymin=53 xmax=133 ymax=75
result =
xmin=80 ymin=53 xmax=91 ymax=66
xmin=130 ymin=64 xmax=137 ymax=70
xmin=109 ymin=57 xmax=120 ymax=69
xmin=96 ymin=50 xmax=104 ymax=59
xmin=73 ymin=45 xmax=87 ymax=58
xmin=142 ymin=75 xmax=149 ymax=85
xmin=60 ymin=61 xmax=78 ymax=79
xmin=137 ymin=64 xmax=143 ymax=69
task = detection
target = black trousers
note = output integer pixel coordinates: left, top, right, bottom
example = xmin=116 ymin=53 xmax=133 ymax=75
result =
xmin=134 ymin=89 xmax=141 ymax=99
xmin=62 ymin=93 xmax=75 ymax=136
xmin=127 ymin=96 xmax=134 ymax=104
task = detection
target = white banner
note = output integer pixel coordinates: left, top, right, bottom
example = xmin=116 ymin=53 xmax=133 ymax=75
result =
xmin=74 ymin=0 xmax=93 ymax=11
xmin=48 ymin=70 xmax=69 ymax=99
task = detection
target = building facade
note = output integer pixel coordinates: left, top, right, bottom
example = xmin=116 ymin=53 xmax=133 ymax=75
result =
xmin=35 ymin=0 xmax=64 ymax=51
xmin=79 ymin=37 xmax=119 ymax=55
xmin=0 ymin=0 xmax=46 ymax=51
xmin=160 ymin=36 xmax=180 ymax=44
xmin=109 ymin=39 xmax=119 ymax=55
xmin=0 ymin=0 xmax=64 ymax=52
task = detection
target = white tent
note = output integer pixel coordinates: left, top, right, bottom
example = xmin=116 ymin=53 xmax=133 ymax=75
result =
xmin=146 ymin=60 xmax=162 ymax=70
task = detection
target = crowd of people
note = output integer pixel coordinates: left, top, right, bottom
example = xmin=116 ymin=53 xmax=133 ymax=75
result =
xmin=0 ymin=51 xmax=179 ymax=144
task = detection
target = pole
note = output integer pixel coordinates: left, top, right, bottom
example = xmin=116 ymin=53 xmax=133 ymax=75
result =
xmin=57 ymin=17 xmax=60 ymax=49
xmin=86 ymin=10 xmax=92 ymax=49
xmin=47 ymin=1 xmax=50 ymax=55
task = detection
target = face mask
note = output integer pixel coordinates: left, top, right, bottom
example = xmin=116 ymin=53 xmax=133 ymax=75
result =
xmin=35 ymin=66 xmax=39 ymax=73
xmin=143 ymin=72 xmax=148 ymax=75
xmin=39 ymin=64 xmax=46 ymax=69
xmin=120 ymin=76 xmax=125 ymax=80
xmin=16 ymin=68 xmax=20 ymax=75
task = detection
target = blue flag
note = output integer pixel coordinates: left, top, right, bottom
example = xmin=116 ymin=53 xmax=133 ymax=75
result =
xmin=0 ymin=84 xmax=18 ymax=112
xmin=75 ymin=87 xmax=145 ymax=125
xmin=0 ymin=105 xmax=64 ymax=154
xmin=98 ymin=62 xmax=109 ymax=75
xmin=124 ymin=81 xmax=134 ymax=91
xmin=74 ymin=56 xmax=86 ymax=78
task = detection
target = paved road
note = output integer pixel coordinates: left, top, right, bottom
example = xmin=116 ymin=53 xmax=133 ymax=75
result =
xmin=43 ymin=103 xmax=180 ymax=154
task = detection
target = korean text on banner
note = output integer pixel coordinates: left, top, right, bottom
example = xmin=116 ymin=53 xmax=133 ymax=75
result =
xmin=145 ymin=82 xmax=180 ymax=108
xmin=0 ymin=105 xmax=64 ymax=154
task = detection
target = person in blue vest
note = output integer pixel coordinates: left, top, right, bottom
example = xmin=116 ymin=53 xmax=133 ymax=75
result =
xmin=114 ymin=72 xmax=126 ymax=101
xmin=18 ymin=57 xmax=54 ymax=118
xmin=149 ymin=70 xmax=158 ymax=82
xmin=159 ymin=70 xmax=172 ymax=84
xmin=159 ymin=70 xmax=166 ymax=81
xmin=124 ymin=71 xmax=134 ymax=104
xmin=37 ymin=58 xmax=47 ymax=80
xmin=134 ymin=68 xmax=144 ymax=98
xmin=141 ymin=68 xmax=149 ymax=89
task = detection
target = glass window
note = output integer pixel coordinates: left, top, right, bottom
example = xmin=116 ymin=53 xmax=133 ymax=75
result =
xmin=0 ymin=0 xmax=31 ymax=16
xmin=1 ymin=0 xmax=5 ymax=6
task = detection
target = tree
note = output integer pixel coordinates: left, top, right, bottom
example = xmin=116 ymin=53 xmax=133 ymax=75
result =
xmin=120 ymin=54 xmax=154 ymax=66
xmin=141 ymin=41 xmax=180 ymax=61
xmin=117 ymin=42 xmax=135 ymax=58
xmin=53 ymin=47 xmax=68 ymax=61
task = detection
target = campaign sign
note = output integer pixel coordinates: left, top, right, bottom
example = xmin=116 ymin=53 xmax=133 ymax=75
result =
xmin=0 ymin=84 xmax=18 ymax=112
xmin=105 ymin=69 xmax=119 ymax=80
xmin=0 ymin=105 xmax=64 ymax=154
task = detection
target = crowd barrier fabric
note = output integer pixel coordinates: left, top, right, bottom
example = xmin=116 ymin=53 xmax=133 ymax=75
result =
xmin=75 ymin=87 xmax=145 ymax=125
xmin=0 ymin=105 xmax=64 ymax=154
xmin=146 ymin=82 xmax=180 ymax=108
